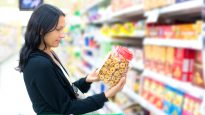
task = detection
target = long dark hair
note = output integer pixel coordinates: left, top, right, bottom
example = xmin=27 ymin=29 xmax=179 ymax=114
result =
xmin=16 ymin=4 xmax=65 ymax=72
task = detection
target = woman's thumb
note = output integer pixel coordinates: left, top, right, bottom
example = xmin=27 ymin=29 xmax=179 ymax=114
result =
xmin=118 ymin=77 xmax=126 ymax=86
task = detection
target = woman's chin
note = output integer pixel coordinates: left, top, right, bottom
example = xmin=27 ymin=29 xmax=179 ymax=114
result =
xmin=52 ymin=44 xmax=59 ymax=48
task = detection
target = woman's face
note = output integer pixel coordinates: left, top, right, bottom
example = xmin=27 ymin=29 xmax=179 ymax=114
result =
xmin=43 ymin=16 xmax=65 ymax=49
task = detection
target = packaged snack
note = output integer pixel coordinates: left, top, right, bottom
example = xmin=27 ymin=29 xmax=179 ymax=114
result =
xmin=192 ymin=63 xmax=204 ymax=88
xmin=157 ymin=46 xmax=166 ymax=74
xmin=165 ymin=47 xmax=174 ymax=77
xmin=98 ymin=46 xmax=133 ymax=87
xmin=191 ymin=50 xmax=204 ymax=88
xmin=154 ymin=96 xmax=163 ymax=109
xmin=195 ymin=20 xmax=203 ymax=35
xmin=100 ymin=25 xmax=110 ymax=37
xmin=182 ymin=94 xmax=202 ymax=115
xmin=173 ymin=25 xmax=181 ymax=39
xmin=163 ymin=85 xmax=175 ymax=114
xmin=122 ymin=22 xmax=135 ymax=36
xmin=195 ymin=51 xmax=202 ymax=64
xmin=179 ymin=23 xmax=197 ymax=40
xmin=144 ymin=45 xmax=152 ymax=69
xmin=170 ymin=88 xmax=184 ymax=115
xmin=172 ymin=48 xmax=195 ymax=82
xmin=163 ymin=25 xmax=174 ymax=39
xmin=110 ymin=24 xmax=123 ymax=36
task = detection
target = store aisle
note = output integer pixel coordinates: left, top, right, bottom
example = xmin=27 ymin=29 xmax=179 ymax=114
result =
xmin=0 ymin=54 xmax=35 ymax=115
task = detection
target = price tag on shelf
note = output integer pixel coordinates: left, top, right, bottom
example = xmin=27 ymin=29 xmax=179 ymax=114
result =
xmin=145 ymin=9 xmax=160 ymax=23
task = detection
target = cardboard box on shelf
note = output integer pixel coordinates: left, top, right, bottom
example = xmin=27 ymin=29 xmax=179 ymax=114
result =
xmin=195 ymin=51 xmax=202 ymax=64
xmin=165 ymin=47 xmax=175 ymax=77
xmin=170 ymin=88 xmax=184 ymax=115
xmin=182 ymin=94 xmax=202 ymax=115
xmin=192 ymin=50 xmax=204 ymax=88
xmin=162 ymin=25 xmax=174 ymax=39
xmin=172 ymin=48 xmax=195 ymax=82
xmin=179 ymin=24 xmax=197 ymax=40
xmin=144 ymin=45 xmax=152 ymax=69
xmin=192 ymin=63 xmax=204 ymax=88
xmin=157 ymin=46 xmax=166 ymax=74
xmin=195 ymin=20 xmax=203 ymax=35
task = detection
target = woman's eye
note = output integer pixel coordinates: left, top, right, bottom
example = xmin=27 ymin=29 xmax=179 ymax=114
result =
xmin=56 ymin=28 xmax=61 ymax=31
xmin=56 ymin=26 xmax=64 ymax=31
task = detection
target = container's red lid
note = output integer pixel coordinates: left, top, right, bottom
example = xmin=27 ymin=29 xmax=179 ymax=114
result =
xmin=115 ymin=46 xmax=133 ymax=61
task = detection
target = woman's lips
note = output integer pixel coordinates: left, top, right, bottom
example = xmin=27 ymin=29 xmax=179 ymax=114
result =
xmin=55 ymin=40 xmax=60 ymax=44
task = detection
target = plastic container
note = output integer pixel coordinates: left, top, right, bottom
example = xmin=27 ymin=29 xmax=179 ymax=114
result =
xmin=98 ymin=46 xmax=133 ymax=87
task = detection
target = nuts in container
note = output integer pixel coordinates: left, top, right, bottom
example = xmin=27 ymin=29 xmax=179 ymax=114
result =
xmin=98 ymin=46 xmax=133 ymax=87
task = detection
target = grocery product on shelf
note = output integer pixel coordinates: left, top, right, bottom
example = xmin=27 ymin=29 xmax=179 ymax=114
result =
xmin=146 ymin=20 xmax=202 ymax=39
xmin=169 ymin=86 xmax=184 ymax=115
xmin=111 ymin=0 xmax=137 ymax=12
xmin=98 ymin=46 xmax=133 ymax=87
xmin=192 ymin=51 xmax=204 ymax=88
xmin=121 ymin=22 xmax=135 ymax=36
xmin=100 ymin=25 xmax=110 ymax=37
xmin=143 ymin=44 xmax=205 ymax=87
xmin=182 ymin=94 xmax=202 ymax=115
xmin=144 ymin=0 xmax=175 ymax=10
xmin=173 ymin=48 xmax=195 ymax=82
xmin=141 ymin=76 xmax=204 ymax=115
xmin=100 ymin=21 xmax=145 ymax=37
xmin=165 ymin=47 xmax=175 ymax=77
xmin=144 ymin=45 xmax=168 ymax=75
xmin=79 ymin=0 xmax=205 ymax=114
xmin=110 ymin=24 xmax=123 ymax=36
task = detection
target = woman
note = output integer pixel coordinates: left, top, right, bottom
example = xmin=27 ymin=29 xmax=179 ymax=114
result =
xmin=16 ymin=4 xmax=126 ymax=115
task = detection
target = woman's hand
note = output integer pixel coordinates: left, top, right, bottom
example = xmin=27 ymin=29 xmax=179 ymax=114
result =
xmin=104 ymin=77 xmax=126 ymax=98
xmin=86 ymin=69 xmax=100 ymax=83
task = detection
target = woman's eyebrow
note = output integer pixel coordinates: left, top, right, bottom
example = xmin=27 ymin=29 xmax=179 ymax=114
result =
xmin=57 ymin=25 xmax=65 ymax=28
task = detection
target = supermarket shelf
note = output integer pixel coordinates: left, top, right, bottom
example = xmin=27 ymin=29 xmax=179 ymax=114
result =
xmin=111 ymin=31 xmax=145 ymax=39
xmin=91 ymin=4 xmax=144 ymax=24
xmin=107 ymin=37 xmax=143 ymax=46
xmin=144 ymin=38 xmax=203 ymax=50
xmin=81 ymin=0 xmax=105 ymax=14
xmin=145 ymin=0 xmax=203 ymax=17
xmin=160 ymin=0 xmax=203 ymax=15
xmin=91 ymin=17 xmax=120 ymax=24
xmin=111 ymin=4 xmax=144 ymax=18
xmin=92 ymin=17 xmax=111 ymax=24
xmin=96 ymin=33 xmax=143 ymax=46
xmin=122 ymin=86 xmax=166 ymax=115
xmin=143 ymin=70 xmax=205 ymax=99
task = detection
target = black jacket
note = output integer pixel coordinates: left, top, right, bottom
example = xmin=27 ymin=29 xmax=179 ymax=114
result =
xmin=23 ymin=50 xmax=108 ymax=115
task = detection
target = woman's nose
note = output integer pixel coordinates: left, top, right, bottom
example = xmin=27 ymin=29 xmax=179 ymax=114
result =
xmin=60 ymin=32 xmax=65 ymax=38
